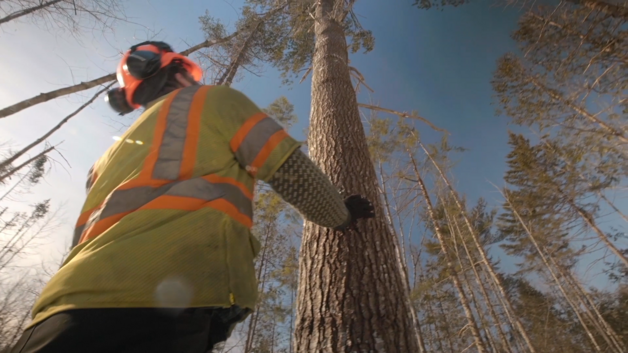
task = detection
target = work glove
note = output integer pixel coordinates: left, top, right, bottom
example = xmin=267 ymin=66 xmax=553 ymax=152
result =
xmin=343 ymin=194 xmax=375 ymax=229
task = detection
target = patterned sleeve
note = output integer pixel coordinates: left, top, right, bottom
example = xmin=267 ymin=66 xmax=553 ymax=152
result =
xmin=267 ymin=149 xmax=351 ymax=230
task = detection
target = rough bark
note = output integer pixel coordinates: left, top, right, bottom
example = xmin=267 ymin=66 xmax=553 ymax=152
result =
xmin=293 ymin=1 xmax=419 ymax=352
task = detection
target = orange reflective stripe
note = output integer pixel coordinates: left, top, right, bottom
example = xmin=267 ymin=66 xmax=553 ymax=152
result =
xmin=180 ymin=86 xmax=213 ymax=180
xmin=205 ymin=199 xmax=252 ymax=228
xmin=250 ymin=130 xmax=289 ymax=173
xmin=230 ymin=112 xmax=268 ymax=152
xmin=76 ymin=175 xmax=254 ymax=245
xmin=79 ymin=211 xmax=131 ymax=244
xmin=138 ymin=196 xmax=252 ymax=228
xmin=140 ymin=91 xmax=179 ymax=181
xmin=202 ymin=175 xmax=253 ymax=200
xmin=76 ymin=205 xmax=99 ymax=228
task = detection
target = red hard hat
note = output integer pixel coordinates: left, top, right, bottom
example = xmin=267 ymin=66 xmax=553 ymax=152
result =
xmin=116 ymin=41 xmax=203 ymax=109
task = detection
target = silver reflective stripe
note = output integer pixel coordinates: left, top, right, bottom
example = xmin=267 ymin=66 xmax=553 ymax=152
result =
xmin=72 ymin=224 xmax=86 ymax=248
xmin=234 ymin=117 xmax=283 ymax=167
xmin=153 ymin=86 xmax=202 ymax=180
xmin=82 ymin=177 xmax=253 ymax=239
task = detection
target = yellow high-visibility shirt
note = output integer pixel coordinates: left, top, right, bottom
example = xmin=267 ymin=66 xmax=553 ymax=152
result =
xmin=29 ymin=85 xmax=301 ymax=328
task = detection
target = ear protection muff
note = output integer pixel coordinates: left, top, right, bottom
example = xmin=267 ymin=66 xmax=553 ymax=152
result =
xmin=105 ymin=87 xmax=134 ymax=116
xmin=125 ymin=41 xmax=174 ymax=80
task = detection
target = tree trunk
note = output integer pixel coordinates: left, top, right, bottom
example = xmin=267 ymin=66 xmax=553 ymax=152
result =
xmin=527 ymin=76 xmax=628 ymax=144
xmin=567 ymin=0 xmax=628 ymax=20
xmin=293 ymin=1 xmax=420 ymax=351
xmin=216 ymin=21 xmax=263 ymax=87
xmin=0 ymin=0 xmax=64 ymax=26
xmin=244 ymin=222 xmax=275 ymax=353
xmin=409 ymin=154 xmax=488 ymax=353
xmin=502 ymin=190 xmax=604 ymax=353
xmin=570 ymin=201 xmax=628 ymax=268
xmin=420 ymin=141 xmax=539 ymax=353
xmin=548 ymin=251 xmax=626 ymax=353
xmin=378 ymin=163 xmax=428 ymax=353
xmin=447 ymin=208 xmax=514 ymax=353
xmin=0 ymin=31 xmax=245 ymax=119
xmin=0 ymin=147 xmax=55 ymax=184
xmin=0 ymin=83 xmax=112 ymax=175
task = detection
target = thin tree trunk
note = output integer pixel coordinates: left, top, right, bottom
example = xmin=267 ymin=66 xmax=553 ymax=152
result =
xmin=216 ymin=21 xmax=263 ymax=87
xmin=527 ymin=76 xmax=628 ymax=144
xmin=501 ymin=189 xmax=604 ymax=353
xmin=293 ymin=1 xmax=419 ymax=351
xmin=0 ymin=82 xmax=112 ymax=174
xmin=0 ymin=0 xmax=64 ymax=25
xmin=0 ymin=147 xmax=55 ymax=184
xmin=0 ymin=22 xmax=259 ymax=119
xmin=570 ymin=200 xmax=628 ymax=268
xmin=0 ymin=168 xmax=32 ymax=201
xmin=434 ymin=289 xmax=457 ymax=353
xmin=245 ymin=224 xmax=273 ymax=353
xmin=567 ymin=0 xmax=628 ymax=20
xmin=455 ymin=236 xmax=498 ymax=353
xmin=378 ymin=163 xmax=428 ymax=353
xmin=419 ymin=141 xmax=539 ymax=353
xmin=548 ymin=251 xmax=626 ymax=353
xmin=446 ymin=207 xmax=514 ymax=353
xmin=408 ymin=153 xmax=488 ymax=353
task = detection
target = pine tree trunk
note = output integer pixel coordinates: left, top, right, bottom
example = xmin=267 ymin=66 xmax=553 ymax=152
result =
xmin=215 ymin=21 xmax=263 ymax=87
xmin=293 ymin=1 xmax=419 ymax=352
xmin=567 ymin=0 xmax=628 ymax=20
xmin=434 ymin=289 xmax=457 ymax=353
xmin=502 ymin=191 xmax=604 ymax=353
xmin=245 ymin=224 xmax=272 ymax=353
xmin=378 ymin=163 xmax=428 ymax=353
xmin=447 ymin=210 xmax=514 ymax=353
xmin=548 ymin=251 xmax=626 ymax=353
xmin=409 ymin=154 xmax=488 ymax=353
xmin=570 ymin=201 xmax=628 ymax=268
xmin=420 ymin=142 xmax=539 ymax=353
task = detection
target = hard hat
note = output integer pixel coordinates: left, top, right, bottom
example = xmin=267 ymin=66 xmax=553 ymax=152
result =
xmin=106 ymin=41 xmax=203 ymax=115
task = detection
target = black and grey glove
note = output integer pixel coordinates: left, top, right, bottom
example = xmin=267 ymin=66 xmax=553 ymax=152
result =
xmin=335 ymin=194 xmax=375 ymax=230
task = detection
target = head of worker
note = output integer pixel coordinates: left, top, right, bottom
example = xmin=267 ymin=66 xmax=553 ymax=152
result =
xmin=105 ymin=41 xmax=203 ymax=115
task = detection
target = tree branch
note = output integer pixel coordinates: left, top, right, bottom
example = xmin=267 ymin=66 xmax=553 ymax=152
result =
xmin=357 ymin=103 xmax=448 ymax=134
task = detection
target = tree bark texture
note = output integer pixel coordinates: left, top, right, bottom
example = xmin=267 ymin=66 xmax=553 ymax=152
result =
xmin=293 ymin=1 xmax=419 ymax=352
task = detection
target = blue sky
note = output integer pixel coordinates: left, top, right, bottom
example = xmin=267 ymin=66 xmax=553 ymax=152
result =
xmin=0 ymin=0 xmax=620 ymax=287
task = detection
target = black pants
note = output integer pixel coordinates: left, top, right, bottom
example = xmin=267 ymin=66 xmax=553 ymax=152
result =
xmin=7 ymin=306 xmax=250 ymax=353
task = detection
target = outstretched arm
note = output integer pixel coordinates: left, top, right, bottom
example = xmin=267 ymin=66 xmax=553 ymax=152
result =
xmin=267 ymin=149 xmax=352 ymax=230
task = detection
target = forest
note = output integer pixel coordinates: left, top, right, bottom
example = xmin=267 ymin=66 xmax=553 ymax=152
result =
xmin=0 ymin=0 xmax=626 ymax=352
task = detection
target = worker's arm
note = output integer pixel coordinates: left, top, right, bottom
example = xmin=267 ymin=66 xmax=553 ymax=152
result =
xmin=266 ymin=149 xmax=351 ymax=230
xmin=213 ymin=86 xmax=373 ymax=229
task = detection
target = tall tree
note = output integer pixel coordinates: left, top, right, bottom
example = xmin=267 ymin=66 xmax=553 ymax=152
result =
xmin=290 ymin=1 xmax=419 ymax=351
